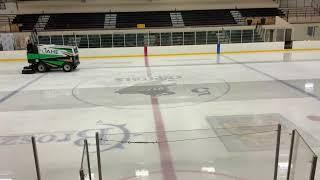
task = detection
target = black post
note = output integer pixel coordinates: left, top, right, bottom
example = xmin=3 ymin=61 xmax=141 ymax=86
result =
xmin=287 ymin=130 xmax=295 ymax=180
xmin=15 ymin=1 xmax=19 ymax=10
xmin=32 ymin=136 xmax=41 ymax=180
xmin=79 ymin=169 xmax=85 ymax=180
xmin=96 ymin=132 xmax=103 ymax=180
xmin=8 ymin=17 xmax=11 ymax=32
xmin=309 ymin=156 xmax=318 ymax=180
xmin=73 ymin=33 xmax=77 ymax=46
xmin=84 ymin=139 xmax=92 ymax=180
xmin=274 ymin=124 xmax=281 ymax=180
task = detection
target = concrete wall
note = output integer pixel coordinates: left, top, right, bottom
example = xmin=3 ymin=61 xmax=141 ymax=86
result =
xmin=292 ymin=40 xmax=320 ymax=48
xmin=148 ymin=45 xmax=217 ymax=56
xmin=284 ymin=21 xmax=320 ymax=41
xmin=221 ymin=42 xmax=285 ymax=52
xmin=292 ymin=23 xmax=320 ymax=41
xmin=80 ymin=47 xmax=143 ymax=58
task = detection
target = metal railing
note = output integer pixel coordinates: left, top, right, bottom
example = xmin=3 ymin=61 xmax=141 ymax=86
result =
xmin=282 ymin=7 xmax=320 ymax=20
xmin=280 ymin=0 xmax=320 ymax=22
xmin=0 ymin=124 xmax=317 ymax=180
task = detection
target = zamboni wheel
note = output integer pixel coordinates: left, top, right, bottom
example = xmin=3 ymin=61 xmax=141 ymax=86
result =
xmin=37 ymin=63 xmax=47 ymax=73
xmin=63 ymin=63 xmax=73 ymax=72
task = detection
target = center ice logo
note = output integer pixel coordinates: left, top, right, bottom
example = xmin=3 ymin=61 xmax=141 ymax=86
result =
xmin=0 ymin=123 xmax=138 ymax=152
xmin=72 ymin=74 xmax=230 ymax=109
xmin=75 ymin=123 xmax=137 ymax=152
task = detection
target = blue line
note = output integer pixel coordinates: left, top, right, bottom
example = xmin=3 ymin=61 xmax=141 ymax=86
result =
xmin=0 ymin=74 xmax=46 ymax=104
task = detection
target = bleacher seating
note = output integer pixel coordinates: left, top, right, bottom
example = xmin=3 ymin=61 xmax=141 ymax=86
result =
xmin=281 ymin=7 xmax=320 ymax=17
xmin=46 ymin=13 xmax=105 ymax=30
xmin=12 ymin=14 xmax=39 ymax=31
xmin=239 ymin=8 xmax=285 ymax=17
xmin=11 ymin=8 xmax=284 ymax=31
xmin=116 ymin=11 xmax=172 ymax=28
xmin=181 ymin=10 xmax=236 ymax=26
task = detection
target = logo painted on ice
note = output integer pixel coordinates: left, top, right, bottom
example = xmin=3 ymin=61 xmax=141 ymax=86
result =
xmin=0 ymin=123 xmax=136 ymax=152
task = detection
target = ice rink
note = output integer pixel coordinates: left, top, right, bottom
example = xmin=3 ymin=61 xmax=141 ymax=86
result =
xmin=1 ymin=50 xmax=320 ymax=180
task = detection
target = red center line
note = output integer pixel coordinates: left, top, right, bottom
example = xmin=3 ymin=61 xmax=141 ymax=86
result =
xmin=144 ymin=46 xmax=177 ymax=180
xmin=144 ymin=46 xmax=152 ymax=77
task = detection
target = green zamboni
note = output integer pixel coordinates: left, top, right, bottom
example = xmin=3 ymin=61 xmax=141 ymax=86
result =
xmin=22 ymin=42 xmax=80 ymax=74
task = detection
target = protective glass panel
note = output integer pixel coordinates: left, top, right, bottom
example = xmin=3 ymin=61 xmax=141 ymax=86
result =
xmin=184 ymin=32 xmax=195 ymax=45
xmin=161 ymin=33 xmax=171 ymax=46
xmin=242 ymin=30 xmax=253 ymax=43
xmin=307 ymin=27 xmax=314 ymax=37
xmin=231 ymin=30 xmax=241 ymax=43
xmin=260 ymin=29 xmax=266 ymax=42
xmin=98 ymin=124 xmax=279 ymax=180
xmin=50 ymin=35 xmax=63 ymax=45
xmin=113 ymin=34 xmax=125 ymax=47
xmin=63 ymin=35 xmax=77 ymax=46
xmin=0 ymin=138 xmax=37 ymax=180
xmin=38 ymin=36 xmax=50 ymax=44
xmin=314 ymin=27 xmax=320 ymax=40
xmin=76 ymin=35 xmax=89 ymax=48
xmin=207 ymin=31 xmax=218 ymax=44
xmin=88 ymin=35 xmax=100 ymax=48
xmin=223 ymin=30 xmax=231 ymax=44
xmin=253 ymin=30 xmax=264 ymax=42
xmin=265 ymin=29 xmax=274 ymax=42
xmin=172 ymin=32 xmax=183 ymax=45
xmin=36 ymin=137 xmax=86 ymax=180
xmin=277 ymin=128 xmax=292 ymax=180
xmin=289 ymin=131 xmax=316 ymax=180
xmin=100 ymin=34 xmax=112 ymax=48
xmin=125 ymin=34 xmax=137 ymax=47
xmin=137 ymin=33 xmax=148 ymax=47
xmin=196 ymin=31 xmax=207 ymax=45
xmin=276 ymin=29 xmax=285 ymax=42
xmin=99 ymin=132 xmax=159 ymax=180
xmin=149 ymin=33 xmax=160 ymax=46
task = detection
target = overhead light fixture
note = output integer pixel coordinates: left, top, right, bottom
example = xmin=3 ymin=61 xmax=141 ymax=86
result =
xmin=135 ymin=169 xmax=149 ymax=177
xmin=278 ymin=162 xmax=289 ymax=170
xmin=305 ymin=82 xmax=314 ymax=92
xmin=201 ymin=166 xmax=216 ymax=173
